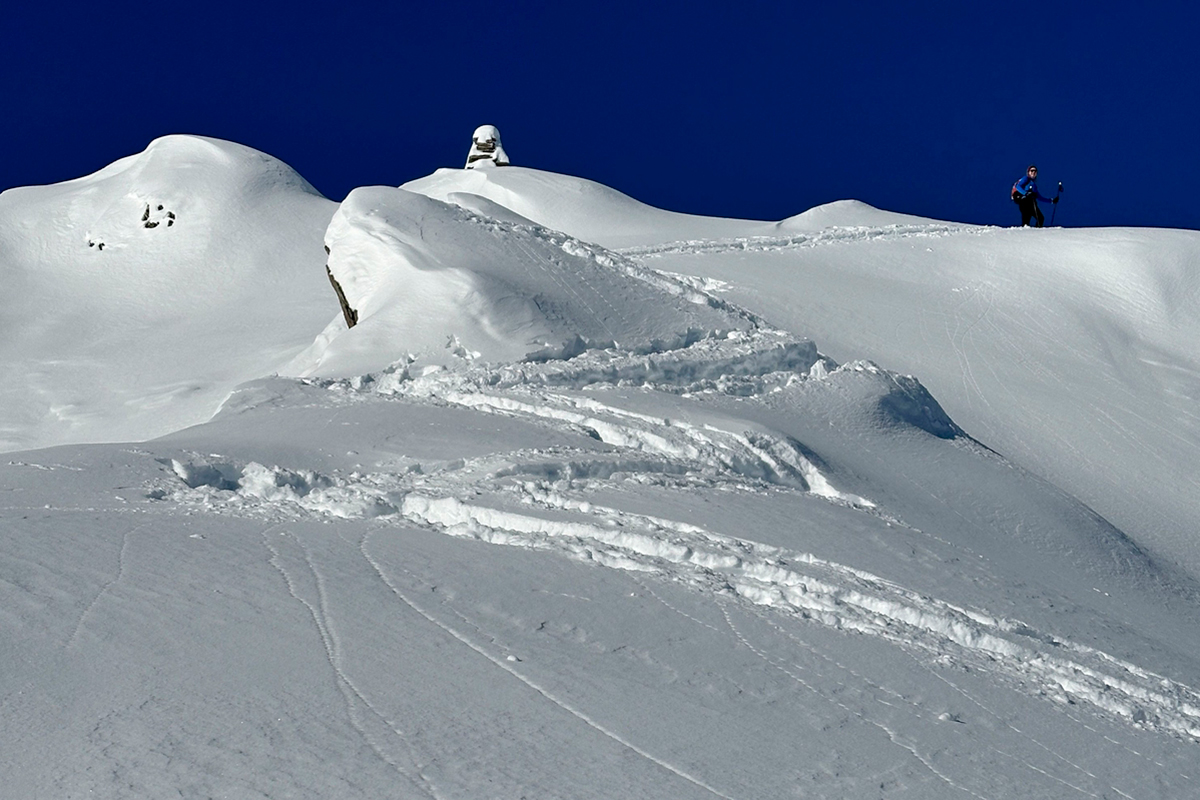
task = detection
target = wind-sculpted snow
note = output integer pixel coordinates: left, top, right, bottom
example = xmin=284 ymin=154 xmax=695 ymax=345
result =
xmin=151 ymin=332 xmax=1200 ymax=748
xmin=0 ymin=135 xmax=337 ymax=452
xmin=815 ymin=360 xmax=966 ymax=439
xmin=635 ymin=217 xmax=1200 ymax=582
xmin=159 ymin=432 xmax=1200 ymax=746
xmin=777 ymin=198 xmax=949 ymax=231
xmin=403 ymin=166 xmax=771 ymax=249
xmin=403 ymin=167 xmax=941 ymax=251
xmin=285 ymin=186 xmax=756 ymax=378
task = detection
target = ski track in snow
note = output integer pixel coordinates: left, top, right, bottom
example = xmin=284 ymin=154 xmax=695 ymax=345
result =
xmin=947 ymin=282 xmax=996 ymax=417
xmin=358 ymin=526 xmax=743 ymax=800
xmin=718 ymin=603 xmax=993 ymax=800
xmin=263 ymin=524 xmax=440 ymax=799
xmin=512 ymin=234 xmax=623 ymax=341
xmin=65 ymin=521 xmax=151 ymax=650
xmin=614 ymin=222 xmax=976 ymax=260
xmin=752 ymin=603 xmax=1168 ymax=799
xmin=911 ymin=652 xmax=1109 ymax=796
xmin=153 ymin=332 xmax=1200 ymax=756
xmin=763 ymin=614 xmax=1094 ymax=796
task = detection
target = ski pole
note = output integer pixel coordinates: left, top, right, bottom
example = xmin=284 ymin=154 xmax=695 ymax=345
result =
xmin=1050 ymin=182 xmax=1063 ymax=226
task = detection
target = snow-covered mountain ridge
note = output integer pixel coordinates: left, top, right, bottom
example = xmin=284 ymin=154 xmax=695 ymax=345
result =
xmin=3 ymin=135 xmax=1200 ymax=798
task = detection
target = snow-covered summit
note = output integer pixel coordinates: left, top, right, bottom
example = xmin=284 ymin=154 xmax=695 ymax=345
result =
xmin=0 ymin=134 xmax=336 ymax=451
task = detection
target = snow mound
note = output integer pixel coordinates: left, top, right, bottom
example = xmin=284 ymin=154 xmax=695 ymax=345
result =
xmin=0 ymin=135 xmax=337 ymax=452
xmin=815 ymin=360 xmax=966 ymax=439
xmin=777 ymin=199 xmax=939 ymax=231
xmin=403 ymin=165 xmax=778 ymax=249
xmin=285 ymin=186 xmax=756 ymax=378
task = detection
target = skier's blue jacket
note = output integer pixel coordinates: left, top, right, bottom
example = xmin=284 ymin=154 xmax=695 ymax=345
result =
xmin=1013 ymin=175 xmax=1054 ymax=203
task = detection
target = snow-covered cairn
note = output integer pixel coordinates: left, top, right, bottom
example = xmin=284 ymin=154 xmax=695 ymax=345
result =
xmin=465 ymin=125 xmax=509 ymax=169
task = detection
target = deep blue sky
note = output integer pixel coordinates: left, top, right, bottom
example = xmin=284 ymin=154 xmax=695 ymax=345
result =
xmin=5 ymin=2 xmax=1197 ymax=229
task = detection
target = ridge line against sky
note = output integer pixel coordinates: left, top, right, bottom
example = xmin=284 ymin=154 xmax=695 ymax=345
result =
xmin=4 ymin=1 xmax=1197 ymax=230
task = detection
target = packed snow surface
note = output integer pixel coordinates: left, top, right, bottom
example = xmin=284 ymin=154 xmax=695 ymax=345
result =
xmin=3 ymin=136 xmax=1200 ymax=799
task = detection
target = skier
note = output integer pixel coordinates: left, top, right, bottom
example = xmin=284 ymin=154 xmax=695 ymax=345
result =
xmin=1011 ymin=165 xmax=1058 ymax=227
xmin=465 ymin=125 xmax=510 ymax=169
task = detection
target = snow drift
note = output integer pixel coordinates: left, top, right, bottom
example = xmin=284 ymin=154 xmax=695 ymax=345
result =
xmin=403 ymin=165 xmax=774 ymax=249
xmin=285 ymin=185 xmax=755 ymax=377
xmin=0 ymin=134 xmax=337 ymax=451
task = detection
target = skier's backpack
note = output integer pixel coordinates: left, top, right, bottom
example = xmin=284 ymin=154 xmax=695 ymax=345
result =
xmin=1011 ymin=180 xmax=1022 ymax=203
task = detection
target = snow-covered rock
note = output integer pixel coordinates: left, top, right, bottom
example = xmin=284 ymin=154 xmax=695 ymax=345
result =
xmin=464 ymin=124 xmax=510 ymax=169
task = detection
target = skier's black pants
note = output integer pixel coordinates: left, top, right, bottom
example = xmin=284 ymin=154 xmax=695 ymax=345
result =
xmin=1016 ymin=195 xmax=1044 ymax=227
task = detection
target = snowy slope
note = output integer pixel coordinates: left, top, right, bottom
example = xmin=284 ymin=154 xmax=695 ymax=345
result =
xmin=3 ymin=144 xmax=1200 ymax=799
xmin=0 ymin=135 xmax=337 ymax=452
xmin=403 ymin=166 xmax=1200 ymax=578
xmin=627 ymin=224 xmax=1200 ymax=578
xmin=6 ymin=345 xmax=1200 ymax=799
